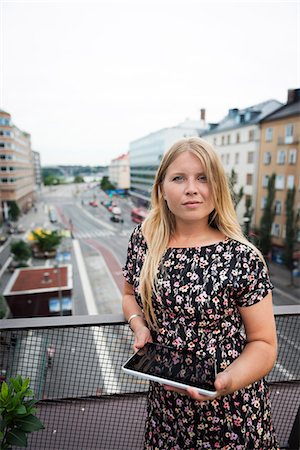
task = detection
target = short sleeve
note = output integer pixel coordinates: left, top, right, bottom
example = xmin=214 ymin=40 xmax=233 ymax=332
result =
xmin=233 ymin=246 xmax=273 ymax=307
xmin=122 ymin=224 xmax=143 ymax=285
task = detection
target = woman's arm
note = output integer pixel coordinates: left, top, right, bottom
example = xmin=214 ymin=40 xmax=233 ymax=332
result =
xmin=122 ymin=280 xmax=152 ymax=352
xmin=166 ymin=292 xmax=277 ymax=401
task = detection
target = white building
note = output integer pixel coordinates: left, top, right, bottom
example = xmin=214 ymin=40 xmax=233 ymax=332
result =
xmin=201 ymin=100 xmax=282 ymax=224
xmin=109 ymin=153 xmax=130 ymax=190
xmin=129 ymin=115 xmax=208 ymax=206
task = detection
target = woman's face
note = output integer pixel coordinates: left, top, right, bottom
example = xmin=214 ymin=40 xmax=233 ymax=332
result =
xmin=161 ymin=151 xmax=215 ymax=225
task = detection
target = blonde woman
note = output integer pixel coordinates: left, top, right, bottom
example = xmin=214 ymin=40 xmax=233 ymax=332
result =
xmin=122 ymin=137 xmax=279 ymax=449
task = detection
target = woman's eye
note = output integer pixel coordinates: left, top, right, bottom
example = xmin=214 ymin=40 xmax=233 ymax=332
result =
xmin=172 ymin=176 xmax=184 ymax=182
xmin=198 ymin=175 xmax=207 ymax=182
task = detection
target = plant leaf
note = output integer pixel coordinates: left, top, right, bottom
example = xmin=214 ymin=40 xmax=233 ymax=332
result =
xmin=1 ymin=382 xmax=8 ymax=399
xmin=15 ymin=414 xmax=44 ymax=432
xmin=6 ymin=428 xmax=28 ymax=447
xmin=16 ymin=405 xmax=27 ymax=415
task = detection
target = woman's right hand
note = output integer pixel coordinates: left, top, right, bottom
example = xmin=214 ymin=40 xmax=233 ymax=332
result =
xmin=133 ymin=326 xmax=152 ymax=352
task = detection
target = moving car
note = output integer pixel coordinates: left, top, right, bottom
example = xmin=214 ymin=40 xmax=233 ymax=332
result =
xmin=110 ymin=206 xmax=124 ymax=223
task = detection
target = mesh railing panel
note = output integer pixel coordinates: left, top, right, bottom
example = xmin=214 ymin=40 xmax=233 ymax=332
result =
xmin=0 ymin=312 xmax=299 ymax=449
xmin=267 ymin=315 xmax=300 ymax=383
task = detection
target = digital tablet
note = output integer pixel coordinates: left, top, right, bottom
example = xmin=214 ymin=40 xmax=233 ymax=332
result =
xmin=122 ymin=342 xmax=217 ymax=397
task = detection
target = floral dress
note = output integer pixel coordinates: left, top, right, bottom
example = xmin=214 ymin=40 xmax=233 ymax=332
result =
xmin=123 ymin=225 xmax=279 ymax=450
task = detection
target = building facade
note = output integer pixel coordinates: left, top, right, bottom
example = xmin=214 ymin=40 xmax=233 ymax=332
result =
xmin=109 ymin=153 xmax=130 ymax=190
xmin=129 ymin=118 xmax=207 ymax=206
xmin=32 ymin=150 xmax=42 ymax=189
xmin=201 ymin=100 xmax=282 ymax=224
xmin=255 ymin=89 xmax=300 ymax=261
xmin=0 ymin=109 xmax=35 ymax=220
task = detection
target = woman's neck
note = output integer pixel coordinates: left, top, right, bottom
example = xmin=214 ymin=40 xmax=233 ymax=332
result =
xmin=170 ymin=221 xmax=223 ymax=247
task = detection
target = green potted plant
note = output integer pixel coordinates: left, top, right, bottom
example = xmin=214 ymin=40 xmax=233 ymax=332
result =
xmin=0 ymin=375 xmax=44 ymax=449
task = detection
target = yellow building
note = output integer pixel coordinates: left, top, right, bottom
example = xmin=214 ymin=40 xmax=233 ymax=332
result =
xmin=255 ymin=89 xmax=300 ymax=263
xmin=0 ymin=109 xmax=36 ymax=220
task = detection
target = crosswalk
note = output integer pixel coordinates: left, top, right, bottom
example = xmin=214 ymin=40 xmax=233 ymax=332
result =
xmin=73 ymin=229 xmax=132 ymax=239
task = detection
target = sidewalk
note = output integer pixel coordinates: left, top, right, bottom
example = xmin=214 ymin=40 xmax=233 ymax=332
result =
xmin=268 ymin=261 xmax=300 ymax=299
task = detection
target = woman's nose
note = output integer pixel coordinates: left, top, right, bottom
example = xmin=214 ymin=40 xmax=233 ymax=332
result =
xmin=185 ymin=179 xmax=198 ymax=194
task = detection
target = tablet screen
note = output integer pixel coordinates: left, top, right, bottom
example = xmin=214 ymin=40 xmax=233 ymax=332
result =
xmin=123 ymin=343 xmax=216 ymax=391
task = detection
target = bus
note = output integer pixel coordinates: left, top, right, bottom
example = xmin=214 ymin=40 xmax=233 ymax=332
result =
xmin=131 ymin=207 xmax=149 ymax=224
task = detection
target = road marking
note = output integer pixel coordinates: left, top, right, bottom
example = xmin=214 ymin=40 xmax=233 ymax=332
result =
xmin=274 ymin=361 xmax=296 ymax=380
xmin=72 ymin=239 xmax=98 ymax=315
xmin=274 ymin=286 xmax=299 ymax=303
xmin=277 ymin=331 xmax=300 ymax=352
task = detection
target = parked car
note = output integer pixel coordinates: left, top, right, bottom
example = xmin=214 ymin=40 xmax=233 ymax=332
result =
xmin=0 ymin=234 xmax=8 ymax=245
xmin=89 ymin=201 xmax=98 ymax=207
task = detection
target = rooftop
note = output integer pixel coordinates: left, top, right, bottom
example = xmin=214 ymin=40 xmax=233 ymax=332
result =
xmin=4 ymin=265 xmax=71 ymax=296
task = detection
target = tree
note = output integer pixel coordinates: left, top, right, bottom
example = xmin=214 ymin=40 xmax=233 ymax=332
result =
xmin=31 ymin=230 xmax=62 ymax=253
xmin=284 ymin=187 xmax=299 ymax=286
xmin=243 ymin=196 xmax=254 ymax=237
xmin=228 ymin=169 xmax=244 ymax=208
xmin=259 ymin=173 xmax=276 ymax=259
xmin=74 ymin=175 xmax=85 ymax=183
xmin=100 ymin=176 xmax=115 ymax=191
xmin=43 ymin=175 xmax=60 ymax=186
xmin=10 ymin=240 xmax=32 ymax=262
xmin=8 ymin=202 xmax=20 ymax=222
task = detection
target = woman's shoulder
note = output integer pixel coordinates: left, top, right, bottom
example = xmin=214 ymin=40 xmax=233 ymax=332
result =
xmin=226 ymin=238 xmax=263 ymax=262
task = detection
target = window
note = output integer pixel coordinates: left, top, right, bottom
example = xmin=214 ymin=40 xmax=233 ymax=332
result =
xmin=221 ymin=136 xmax=225 ymax=145
xmin=226 ymin=154 xmax=230 ymax=164
xmin=235 ymin=153 xmax=239 ymax=164
xmin=261 ymin=197 xmax=267 ymax=209
xmin=275 ymin=200 xmax=282 ymax=215
xmin=277 ymin=150 xmax=286 ymax=165
xmin=265 ymin=128 xmax=273 ymax=142
xmin=287 ymin=175 xmax=295 ymax=189
xmin=246 ymin=173 xmax=253 ymax=185
xmin=227 ymin=135 xmax=231 ymax=145
xmin=271 ymin=223 xmax=281 ymax=237
xmin=264 ymin=152 xmax=271 ymax=165
xmin=275 ymin=175 xmax=285 ymax=190
xmin=288 ymin=148 xmax=297 ymax=164
xmin=285 ymin=123 xmax=294 ymax=143
xmin=213 ymin=137 xmax=217 ymax=146
xmin=262 ymin=175 xmax=269 ymax=187
xmin=236 ymin=133 xmax=240 ymax=144
xmin=248 ymin=130 xmax=255 ymax=142
xmin=247 ymin=152 xmax=254 ymax=163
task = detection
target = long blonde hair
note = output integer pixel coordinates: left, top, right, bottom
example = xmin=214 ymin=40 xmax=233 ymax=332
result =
xmin=140 ymin=137 xmax=263 ymax=329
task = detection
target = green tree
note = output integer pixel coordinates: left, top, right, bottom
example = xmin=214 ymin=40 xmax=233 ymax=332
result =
xmin=284 ymin=187 xmax=299 ymax=286
xmin=43 ymin=175 xmax=60 ymax=186
xmin=259 ymin=173 xmax=276 ymax=259
xmin=74 ymin=175 xmax=85 ymax=183
xmin=8 ymin=202 xmax=20 ymax=222
xmin=10 ymin=241 xmax=32 ymax=262
xmin=0 ymin=375 xmax=44 ymax=448
xmin=100 ymin=176 xmax=115 ymax=191
xmin=228 ymin=169 xmax=244 ymax=208
xmin=32 ymin=230 xmax=62 ymax=253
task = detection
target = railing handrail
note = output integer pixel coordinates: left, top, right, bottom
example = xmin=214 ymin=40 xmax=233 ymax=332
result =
xmin=0 ymin=304 xmax=300 ymax=330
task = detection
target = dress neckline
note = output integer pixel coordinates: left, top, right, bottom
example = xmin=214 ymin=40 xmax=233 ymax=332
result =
xmin=166 ymin=236 xmax=230 ymax=250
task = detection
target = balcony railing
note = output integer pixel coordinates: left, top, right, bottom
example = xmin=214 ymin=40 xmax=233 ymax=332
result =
xmin=0 ymin=306 xmax=299 ymax=449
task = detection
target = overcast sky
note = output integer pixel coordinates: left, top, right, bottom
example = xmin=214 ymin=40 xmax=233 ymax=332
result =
xmin=0 ymin=0 xmax=299 ymax=166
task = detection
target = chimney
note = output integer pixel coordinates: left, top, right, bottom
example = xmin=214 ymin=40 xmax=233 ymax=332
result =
xmin=287 ymin=89 xmax=300 ymax=104
xmin=200 ymin=108 xmax=206 ymax=122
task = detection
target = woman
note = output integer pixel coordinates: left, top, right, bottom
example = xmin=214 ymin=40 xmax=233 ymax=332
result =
xmin=122 ymin=137 xmax=279 ymax=449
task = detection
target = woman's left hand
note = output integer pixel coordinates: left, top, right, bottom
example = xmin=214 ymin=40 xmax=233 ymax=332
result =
xmin=163 ymin=370 xmax=233 ymax=401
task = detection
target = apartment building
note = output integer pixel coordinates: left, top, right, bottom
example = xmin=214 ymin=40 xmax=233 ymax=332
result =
xmin=201 ymin=100 xmax=282 ymax=224
xmin=0 ymin=109 xmax=35 ymax=220
xmin=109 ymin=153 xmax=130 ymax=191
xmin=129 ymin=115 xmax=207 ymax=206
xmin=255 ymin=89 xmax=300 ymax=261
